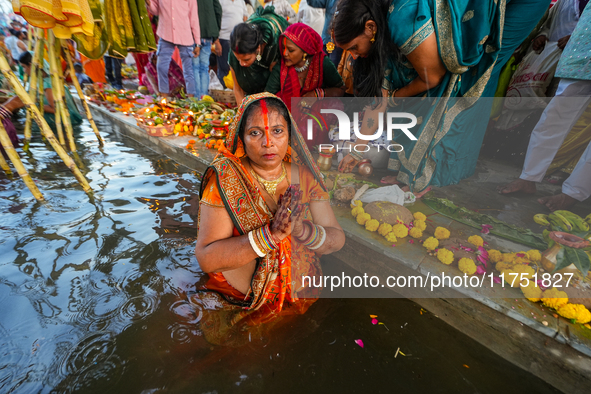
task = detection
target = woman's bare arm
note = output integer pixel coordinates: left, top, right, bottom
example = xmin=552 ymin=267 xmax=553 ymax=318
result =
xmin=194 ymin=204 xmax=258 ymax=273
xmin=307 ymin=200 xmax=345 ymax=255
xmin=230 ymin=67 xmax=245 ymax=105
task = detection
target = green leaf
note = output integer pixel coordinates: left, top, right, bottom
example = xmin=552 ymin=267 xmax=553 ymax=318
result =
xmin=553 ymin=248 xmax=570 ymax=273
xmin=423 ymin=197 xmax=547 ymax=250
xmin=564 ymin=247 xmax=590 ymax=276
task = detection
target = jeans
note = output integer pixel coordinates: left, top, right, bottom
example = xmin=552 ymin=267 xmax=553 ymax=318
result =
xmin=104 ymin=55 xmax=123 ymax=90
xmin=216 ymin=38 xmax=230 ymax=89
xmin=325 ymin=43 xmax=343 ymax=69
xmin=193 ymin=38 xmax=212 ymax=98
xmin=156 ymin=39 xmax=197 ymax=96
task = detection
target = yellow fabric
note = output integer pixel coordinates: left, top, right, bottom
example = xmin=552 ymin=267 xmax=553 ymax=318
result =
xmin=547 ymin=105 xmax=591 ymax=175
xmin=13 ymin=0 xmax=94 ymax=38
xmin=291 ymin=0 xmax=301 ymax=13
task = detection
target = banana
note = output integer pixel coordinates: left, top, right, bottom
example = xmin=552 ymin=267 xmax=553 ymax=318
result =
xmin=533 ymin=214 xmax=550 ymax=226
xmin=549 ymin=212 xmax=573 ymax=232
xmin=555 ymin=210 xmax=589 ymax=232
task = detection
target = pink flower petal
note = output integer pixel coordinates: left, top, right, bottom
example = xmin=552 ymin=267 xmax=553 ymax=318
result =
xmin=354 ymin=339 xmax=364 ymax=348
xmin=408 ymin=240 xmax=415 ymax=244
xmin=516 ymin=253 xmax=526 ymax=258
xmin=476 ymin=265 xmax=486 ymax=275
xmin=493 ymin=276 xmax=502 ymax=284
xmin=536 ymin=280 xmax=549 ymax=290
xmin=371 ymin=318 xmax=378 ymax=325
xmin=481 ymin=224 xmax=493 ymax=234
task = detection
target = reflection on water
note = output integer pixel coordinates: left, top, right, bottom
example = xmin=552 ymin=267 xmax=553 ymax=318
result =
xmin=0 ymin=120 xmax=561 ymax=393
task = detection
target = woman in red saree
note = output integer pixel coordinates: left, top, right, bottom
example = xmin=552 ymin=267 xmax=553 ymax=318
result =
xmin=194 ymin=92 xmax=345 ymax=345
xmin=265 ymin=22 xmax=344 ymax=111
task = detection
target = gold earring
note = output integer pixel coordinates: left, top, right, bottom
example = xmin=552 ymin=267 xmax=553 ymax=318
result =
xmin=256 ymin=51 xmax=262 ymax=61
xmin=303 ymin=53 xmax=307 ymax=61
xmin=370 ymin=31 xmax=376 ymax=43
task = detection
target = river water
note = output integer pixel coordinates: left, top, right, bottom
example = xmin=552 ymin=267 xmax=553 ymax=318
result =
xmin=0 ymin=119 xmax=561 ymax=393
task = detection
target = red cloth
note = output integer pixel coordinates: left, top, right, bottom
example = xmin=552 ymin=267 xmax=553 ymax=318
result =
xmin=278 ymin=23 xmax=325 ymax=111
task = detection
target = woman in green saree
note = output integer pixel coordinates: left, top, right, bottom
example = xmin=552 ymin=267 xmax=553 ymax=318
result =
xmin=332 ymin=0 xmax=550 ymax=192
xmin=229 ymin=6 xmax=288 ymax=105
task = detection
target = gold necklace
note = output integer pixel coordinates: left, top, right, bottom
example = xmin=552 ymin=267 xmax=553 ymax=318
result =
xmin=251 ymin=162 xmax=287 ymax=197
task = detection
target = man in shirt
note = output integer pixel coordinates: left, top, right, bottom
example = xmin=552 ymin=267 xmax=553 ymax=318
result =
xmin=147 ymin=0 xmax=201 ymax=97
xmin=194 ymin=0 xmax=223 ymax=98
xmin=498 ymin=1 xmax=591 ymax=211
xmin=217 ymin=0 xmax=249 ymax=88
xmin=74 ymin=63 xmax=94 ymax=87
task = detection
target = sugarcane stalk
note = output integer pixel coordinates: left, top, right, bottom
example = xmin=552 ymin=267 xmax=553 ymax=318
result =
xmin=0 ymin=121 xmax=44 ymax=201
xmin=47 ymin=32 xmax=69 ymax=148
xmin=0 ymin=147 xmax=12 ymax=176
xmin=61 ymin=41 xmax=104 ymax=146
xmin=24 ymin=29 xmax=44 ymax=146
xmin=56 ymin=44 xmax=76 ymax=152
xmin=38 ymin=66 xmax=44 ymax=118
xmin=0 ymin=51 xmax=92 ymax=194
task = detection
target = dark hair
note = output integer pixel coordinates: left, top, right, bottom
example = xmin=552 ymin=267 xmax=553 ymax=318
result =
xmin=333 ymin=0 xmax=399 ymax=97
xmin=9 ymin=28 xmax=18 ymax=37
xmin=238 ymin=98 xmax=291 ymax=150
xmin=19 ymin=51 xmax=32 ymax=66
xmin=230 ymin=23 xmax=262 ymax=55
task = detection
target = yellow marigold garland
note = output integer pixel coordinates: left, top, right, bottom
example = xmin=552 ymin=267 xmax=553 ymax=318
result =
xmin=357 ymin=213 xmax=371 ymax=225
xmin=557 ymin=303 xmax=591 ymax=324
xmin=365 ymin=219 xmax=380 ymax=232
xmin=351 ymin=206 xmax=364 ymax=217
xmin=413 ymin=219 xmax=427 ymax=232
xmin=378 ymin=223 xmax=392 ymax=237
xmin=409 ymin=227 xmax=423 ymax=238
xmin=437 ymin=248 xmax=454 ymax=265
xmin=488 ymin=249 xmax=502 ymax=263
xmin=502 ymin=253 xmax=516 ymax=263
xmin=423 ymin=236 xmax=439 ymax=251
xmin=434 ymin=227 xmax=450 ymax=240
xmin=541 ymin=288 xmax=569 ymax=309
xmin=413 ymin=212 xmax=427 ymax=221
xmin=458 ymin=258 xmax=477 ymax=275
xmin=467 ymin=235 xmax=484 ymax=247
xmin=520 ymin=281 xmax=542 ymax=302
xmin=391 ymin=223 xmax=408 ymax=238
xmin=385 ymin=232 xmax=398 ymax=243
xmin=527 ymin=249 xmax=542 ymax=262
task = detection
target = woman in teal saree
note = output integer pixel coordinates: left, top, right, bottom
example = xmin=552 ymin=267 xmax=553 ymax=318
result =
xmin=332 ymin=0 xmax=549 ymax=191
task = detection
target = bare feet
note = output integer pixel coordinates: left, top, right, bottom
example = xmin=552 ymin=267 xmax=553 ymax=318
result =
xmin=538 ymin=193 xmax=577 ymax=211
xmin=400 ymin=186 xmax=432 ymax=199
xmin=497 ymin=179 xmax=537 ymax=195
xmin=380 ymin=175 xmax=399 ymax=185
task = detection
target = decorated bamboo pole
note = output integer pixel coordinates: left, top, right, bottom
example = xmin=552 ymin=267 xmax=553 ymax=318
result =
xmin=47 ymin=31 xmax=69 ymax=148
xmin=23 ymin=29 xmax=44 ymax=145
xmin=0 ymin=122 xmax=44 ymax=201
xmin=55 ymin=44 xmax=76 ymax=152
xmin=61 ymin=40 xmax=104 ymax=146
xmin=0 ymin=51 xmax=92 ymax=194
xmin=0 ymin=148 xmax=12 ymax=176
xmin=38 ymin=66 xmax=44 ymax=118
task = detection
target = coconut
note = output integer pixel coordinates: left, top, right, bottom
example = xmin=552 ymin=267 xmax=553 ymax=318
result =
xmin=363 ymin=201 xmax=413 ymax=225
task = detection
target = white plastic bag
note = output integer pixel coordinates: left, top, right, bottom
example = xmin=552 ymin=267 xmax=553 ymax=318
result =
xmin=208 ymin=69 xmax=224 ymax=90
xmin=357 ymin=185 xmax=416 ymax=206
xmin=504 ymin=41 xmax=562 ymax=110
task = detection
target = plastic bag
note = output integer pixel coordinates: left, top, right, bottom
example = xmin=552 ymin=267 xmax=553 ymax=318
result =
xmin=358 ymin=185 xmax=416 ymax=206
xmin=208 ymin=69 xmax=224 ymax=90
xmin=504 ymin=41 xmax=561 ymax=110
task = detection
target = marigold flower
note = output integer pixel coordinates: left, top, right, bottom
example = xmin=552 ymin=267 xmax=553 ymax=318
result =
xmin=413 ymin=212 xmax=427 ymax=221
xmin=378 ymin=223 xmax=392 ymax=237
xmin=501 ymin=270 xmax=521 ymax=288
xmin=434 ymin=227 xmax=450 ymax=240
xmin=423 ymin=236 xmax=439 ymax=251
xmin=385 ymin=232 xmax=398 ymax=243
xmin=557 ymin=303 xmax=591 ymax=324
xmin=495 ymin=261 xmax=513 ymax=272
xmin=458 ymin=258 xmax=477 ymax=275
xmin=502 ymin=253 xmax=516 ymax=263
xmin=414 ymin=219 xmax=427 ymax=232
xmin=365 ymin=219 xmax=380 ymax=232
xmin=541 ymin=288 xmax=569 ymax=309
xmin=488 ymin=249 xmax=502 ymax=263
xmin=467 ymin=235 xmax=484 ymax=247
xmin=351 ymin=206 xmax=364 ymax=218
xmin=437 ymin=248 xmax=454 ymax=265
xmin=409 ymin=227 xmax=423 ymax=238
xmin=356 ymin=213 xmax=371 ymax=225
xmin=354 ymin=200 xmax=363 ymax=207
xmin=391 ymin=223 xmax=408 ymax=238
xmin=527 ymin=249 xmax=542 ymax=262
xmin=520 ymin=281 xmax=542 ymax=302
xmin=512 ymin=264 xmax=535 ymax=279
